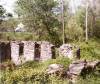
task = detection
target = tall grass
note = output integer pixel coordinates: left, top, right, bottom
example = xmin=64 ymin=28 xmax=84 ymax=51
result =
xmin=0 ymin=57 xmax=71 ymax=84
xmin=74 ymin=39 xmax=100 ymax=60
xmin=0 ymin=34 xmax=100 ymax=84
xmin=0 ymin=56 xmax=99 ymax=84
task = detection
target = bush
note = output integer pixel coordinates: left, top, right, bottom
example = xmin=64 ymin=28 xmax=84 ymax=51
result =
xmin=75 ymin=40 xmax=100 ymax=60
xmin=77 ymin=69 xmax=100 ymax=84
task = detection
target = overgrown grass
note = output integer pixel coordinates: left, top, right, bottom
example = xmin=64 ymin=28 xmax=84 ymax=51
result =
xmin=77 ymin=68 xmax=100 ymax=84
xmin=0 ymin=56 xmax=100 ymax=84
xmin=74 ymin=39 xmax=100 ymax=60
xmin=0 ymin=34 xmax=100 ymax=84
xmin=0 ymin=32 xmax=37 ymax=41
xmin=0 ymin=57 xmax=71 ymax=84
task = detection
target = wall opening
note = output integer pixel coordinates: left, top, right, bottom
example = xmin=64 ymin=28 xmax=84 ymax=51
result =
xmin=34 ymin=43 xmax=41 ymax=61
xmin=5 ymin=43 xmax=11 ymax=60
xmin=0 ymin=42 xmax=6 ymax=62
xmin=51 ymin=46 xmax=56 ymax=59
xmin=0 ymin=42 xmax=11 ymax=63
xmin=19 ymin=43 xmax=24 ymax=56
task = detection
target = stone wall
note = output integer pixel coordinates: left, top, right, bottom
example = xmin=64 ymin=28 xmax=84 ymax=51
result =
xmin=23 ymin=41 xmax=35 ymax=62
xmin=11 ymin=41 xmax=21 ymax=65
xmin=59 ymin=44 xmax=74 ymax=59
xmin=0 ymin=41 xmax=79 ymax=65
xmin=10 ymin=41 xmax=54 ymax=65
xmin=11 ymin=41 xmax=35 ymax=65
xmin=40 ymin=41 xmax=54 ymax=61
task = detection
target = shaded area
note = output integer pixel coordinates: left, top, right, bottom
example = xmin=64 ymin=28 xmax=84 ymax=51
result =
xmin=19 ymin=43 xmax=24 ymax=56
xmin=34 ymin=42 xmax=41 ymax=61
xmin=0 ymin=42 xmax=11 ymax=62
xmin=51 ymin=46 xmax=56 ymax=59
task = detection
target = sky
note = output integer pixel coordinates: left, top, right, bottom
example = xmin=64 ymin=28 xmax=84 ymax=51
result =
xmin=0 ymin=0 xmax=17 ymax=14
xmin=0 ymin=0 xmax=81 ymax=15
xmin=70 ymin=0 xmax=81 ymax=13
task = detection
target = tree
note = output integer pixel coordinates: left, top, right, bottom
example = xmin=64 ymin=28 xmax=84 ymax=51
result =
xmin=0 ymin=5 xmax=16 ymax=32
xmin=65 ymin=16 xmax=84 ymax=42
xmin=89 ymin=0 xmax=100 ymax=38
xmin=81 ymin=0 xmax=100 ymax=38
xmin=85 ymin=2 xmax=88 ymax=42
xmin=15 ymin=0 xmax=61 ymax=45
xmin=0 ymin=5 xmax=6 ymax=24
xmin=61 ymin=0 xmax=65 ymax=44
xmin=6 ymin=13 xmax=13 ymax=18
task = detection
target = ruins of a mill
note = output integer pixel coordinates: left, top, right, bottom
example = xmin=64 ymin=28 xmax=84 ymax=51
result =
xmin=0 ymin=41 xmax=76 ymax=65
xmin=0 ymin=41 xmax=55 ymax=65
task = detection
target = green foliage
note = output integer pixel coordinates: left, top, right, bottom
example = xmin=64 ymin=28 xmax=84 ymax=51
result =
xmin=0 ymin=5 xmax=15 ymax=32
xmin=75 ymin=39 xmax=100 ymax=60
xmin=0 ymin=57 xmax=70 ymax=84
xmin=0 ymin=18 xmax=18 ymax=32
xmin=0 ymin=39 xmax=100 ymax=83
xmin=0 ymin=5 xmax=6 ymax=24
xmin=65 ymin=17 xmax=84 ymax=42
xmin=75 ymin=7 xmax=85 ymax=28
xmin=94 ymin=19 xmax=100 ymax=38
xmin=15 ymin=0 xmax=61 ymax=45
xmin=0 ymin=32 xmax=36 ymax=41
xmin=0 ymin=5 xmax=5 ymax=17
xmin=77 ymin=67 xmax=100 ymax=84
xmin=0 ymin=32 xmax=62 ymax=46
xmin=0 ymin=55 xmax=100 ymax=84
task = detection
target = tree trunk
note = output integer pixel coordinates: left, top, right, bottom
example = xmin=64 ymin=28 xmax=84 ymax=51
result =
xmin=61 ymin=0 xmax=65 ymax=44
xmin=85 ymin=2 xmax=88 ymax=42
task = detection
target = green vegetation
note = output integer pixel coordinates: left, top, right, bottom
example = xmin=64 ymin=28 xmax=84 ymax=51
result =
xmin=0 ymin=32 xmax=37 ymax=41
xmin=0 ymin=55 xmax=100 ymax=84
xmin=75 ymin=39 xmax=100 ymax=60
xmin=0 ymin=0 xmax=100 ymax=83
xmin=77 ymin=68 xmax=100 ymax=84
xmin=0 ymin=33 xmax=100 ymax=84
xmin=0 ymin=39 xmax=100 ymax=84
xmin=0 ymin=57 xmax=71 ymax=84
xmin=0 ymin=0 xmax=100 ymax=44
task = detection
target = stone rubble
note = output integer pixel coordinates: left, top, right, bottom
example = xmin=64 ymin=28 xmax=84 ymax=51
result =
xmin=46 ymin=64 xmax=64 ymax=74
xmin=67 ymin=60 xmax=100 ymax=83
xmin=45 ymin=60 xmax=100 ymax=84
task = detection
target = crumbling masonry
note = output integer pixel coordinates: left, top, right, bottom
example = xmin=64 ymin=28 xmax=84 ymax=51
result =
xmin=0 ymin=41 xmax=77 ymax=65
xmin=0 ymin=41 xmax=54 ymax=65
